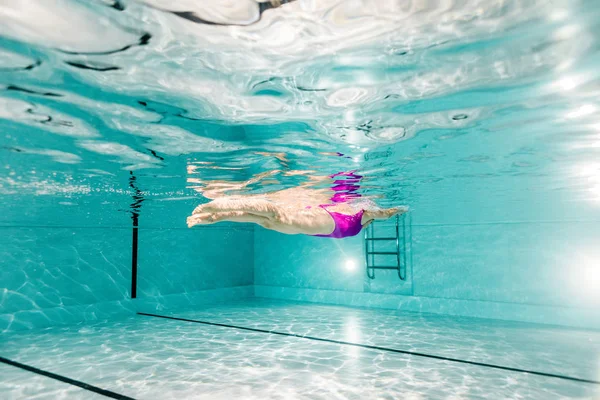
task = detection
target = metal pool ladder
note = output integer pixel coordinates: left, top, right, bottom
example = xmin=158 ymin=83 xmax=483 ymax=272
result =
xmin=364 ymin=214 xmax=406 ymax=280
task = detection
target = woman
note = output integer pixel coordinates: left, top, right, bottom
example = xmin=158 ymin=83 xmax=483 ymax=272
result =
xmin=187 ymin=169 xmax=408 ymax=238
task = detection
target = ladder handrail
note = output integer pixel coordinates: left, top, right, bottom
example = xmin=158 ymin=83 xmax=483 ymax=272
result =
xmin=395 ymin=214 xmax=404 ymax=280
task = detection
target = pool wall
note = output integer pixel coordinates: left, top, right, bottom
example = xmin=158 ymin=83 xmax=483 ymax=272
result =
xmin=254 ymin=171 xmax=600 ymax=329
xmin=0 ymin=195 xmax=255 ymax=332
xmin=2 ymin=177 xmax=600 ymax=332
xmin=254 ymin=224 xmax=600 ymax=329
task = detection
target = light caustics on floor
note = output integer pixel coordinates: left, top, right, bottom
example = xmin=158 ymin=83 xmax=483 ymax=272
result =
xmin=1 ymin=298 xmax=600 ymax=400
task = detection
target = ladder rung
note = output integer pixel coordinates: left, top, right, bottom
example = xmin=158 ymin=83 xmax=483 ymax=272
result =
xmin=366 ymin=237 xmax=396 ymax=241
xmin=367 ymin=251 xmax=397 ymax=255
xmin=368 ymin=266 xmax=400 ymax=270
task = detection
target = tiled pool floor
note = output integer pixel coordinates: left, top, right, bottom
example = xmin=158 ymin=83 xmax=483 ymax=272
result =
xmin=2 ymin=298 xmax=599 ymax=399
xmin=161 ymin=298 xmax=600 ymax=382
xmin=0 ymin=363 xmax=107 ymax=400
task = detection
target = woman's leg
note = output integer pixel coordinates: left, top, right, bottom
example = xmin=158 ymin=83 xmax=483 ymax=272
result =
xmin=187 ymin=211 xmax=270 ymax=227
xmin=194 ymin=197 xmax=278 ymax=217
xmin=188 ymin=204 xmax=336 ymax=235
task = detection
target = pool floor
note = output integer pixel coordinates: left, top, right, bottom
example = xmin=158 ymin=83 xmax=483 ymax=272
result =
xmin=1 ymin=298 xmax=599 ymax=399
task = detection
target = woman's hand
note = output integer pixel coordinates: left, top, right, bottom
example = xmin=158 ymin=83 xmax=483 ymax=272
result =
xmin=392 ymin=206 xmax=409 ymax=216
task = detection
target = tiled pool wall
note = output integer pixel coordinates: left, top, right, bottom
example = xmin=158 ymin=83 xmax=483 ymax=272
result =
xmin=3 ymin=178 xmax=600 ymax=332
xmin=0 ymin=195 xmax=255 ymax=332
xmin=254 ymin=174 xmax=600 ymax=329
xmin=254 ymin=223 xmax=600 ymax=329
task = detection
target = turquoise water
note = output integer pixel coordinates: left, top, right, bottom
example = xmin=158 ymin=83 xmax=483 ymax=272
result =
xmin=2 ymin=0 xmax=600 ymax=399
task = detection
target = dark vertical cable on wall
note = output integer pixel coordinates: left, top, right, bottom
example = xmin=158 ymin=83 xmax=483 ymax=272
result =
xmin=128 ymin=171 xmax=145 ymax=298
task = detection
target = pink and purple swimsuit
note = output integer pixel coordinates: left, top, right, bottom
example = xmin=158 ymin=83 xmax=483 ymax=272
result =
xmin=311 ymin=171 xmax=365 ymax=239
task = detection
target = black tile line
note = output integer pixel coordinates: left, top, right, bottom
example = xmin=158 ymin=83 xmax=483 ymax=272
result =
xmin=0 ymin=356 xmax=136 ymax=400
xmin=128 ymin=171 xmax=143 ymax=299
xmin=131 ymin=220 xmax=138 ymax=299
xmin=137 ymin=312 xmax=600 ymax=385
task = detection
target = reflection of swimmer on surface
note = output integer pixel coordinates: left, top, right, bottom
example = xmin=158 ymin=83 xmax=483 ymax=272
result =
xmin=187 ymin=169 xmax=408 ymax=238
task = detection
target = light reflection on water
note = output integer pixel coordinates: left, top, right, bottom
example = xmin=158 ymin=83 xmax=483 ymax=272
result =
xmin=0 ymin=0 xmax=599 ymax=214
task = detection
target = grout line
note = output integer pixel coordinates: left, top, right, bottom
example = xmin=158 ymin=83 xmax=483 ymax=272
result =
xmin=253 ymin=284 xmax=599 ymax=312
xmin=0 ymin=356 xmax=137 ymax=400
xmin=137 ymin=312 xmax=600 ymax=386
xmin=411 ymin=220 xmax=600 ymax=226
